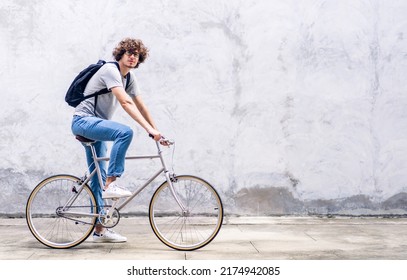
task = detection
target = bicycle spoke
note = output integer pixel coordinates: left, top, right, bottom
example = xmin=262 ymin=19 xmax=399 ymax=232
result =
xmin=26 ymin=175 xmax=97 ymax=249
xmin=149 ymin=175 xmax=223 ymax=250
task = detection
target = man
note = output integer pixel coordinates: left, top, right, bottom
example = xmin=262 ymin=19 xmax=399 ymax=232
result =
xmin=71 ymin=38 xmax=165 ymax=242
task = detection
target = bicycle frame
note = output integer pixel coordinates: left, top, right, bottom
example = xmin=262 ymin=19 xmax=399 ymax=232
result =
xmin=61 ymin=141 xmax=186 ymax=219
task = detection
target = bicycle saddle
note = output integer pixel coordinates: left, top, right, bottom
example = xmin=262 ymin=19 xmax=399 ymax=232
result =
xmin=75 ymin=135 xmax=95 ymax=143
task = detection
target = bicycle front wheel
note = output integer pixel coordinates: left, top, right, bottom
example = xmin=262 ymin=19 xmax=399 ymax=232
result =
xmin=26 ymin=174 xmax=97 ymax=249
xmin=149 ymin=175 xmax=223 ymax=251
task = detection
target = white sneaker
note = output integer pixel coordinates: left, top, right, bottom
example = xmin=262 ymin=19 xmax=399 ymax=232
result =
xmin=102 ymin=182 xmax=132 ymax=199
xmin=93 ymin=229 xmax=127 ymax=243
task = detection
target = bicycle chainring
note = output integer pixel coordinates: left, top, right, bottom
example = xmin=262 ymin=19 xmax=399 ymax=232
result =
xmin=98 ymin=208 xmax=120 ymax=228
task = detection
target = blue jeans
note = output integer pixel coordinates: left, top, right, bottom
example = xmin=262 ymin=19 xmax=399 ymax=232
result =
xmin=71 ymin=115 xmax=133 ymax=209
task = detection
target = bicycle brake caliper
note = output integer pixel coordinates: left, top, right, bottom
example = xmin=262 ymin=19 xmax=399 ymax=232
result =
xmin=170 ymin=173 xmax=178 ymax=183
xmin=72 ymin=176 xmax=86 ymax=193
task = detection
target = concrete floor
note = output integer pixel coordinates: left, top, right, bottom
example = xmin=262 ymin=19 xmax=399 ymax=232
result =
xmin=1 ymin=216 xmax=407 ymax=260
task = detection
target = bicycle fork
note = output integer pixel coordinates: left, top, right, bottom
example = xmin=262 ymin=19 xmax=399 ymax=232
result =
xmin=157 ymin=141 xmax=187 ymax=213
xmin=164 ymin=171 xmax=187 ymax=214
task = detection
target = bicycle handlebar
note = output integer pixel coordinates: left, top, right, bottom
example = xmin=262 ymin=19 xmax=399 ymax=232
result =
xmin=149 ymin=134 xmax=175 ymax=146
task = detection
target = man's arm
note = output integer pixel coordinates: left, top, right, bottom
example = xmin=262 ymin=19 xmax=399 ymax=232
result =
xmin=132 ymin=95 xmax=157 ymax=129
xmin=111 ymin=86 xmax=161 ymax=141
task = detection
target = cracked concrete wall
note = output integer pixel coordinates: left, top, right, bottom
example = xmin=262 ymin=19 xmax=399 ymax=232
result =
xmin=1 ymin=0 xmax=407 ymax=216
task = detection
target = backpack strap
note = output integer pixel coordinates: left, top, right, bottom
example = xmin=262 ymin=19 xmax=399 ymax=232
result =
xmin=110 ymin=61 xmax=131 ymax=89
xmin=125 ymin=72 xmax=131 ymax=88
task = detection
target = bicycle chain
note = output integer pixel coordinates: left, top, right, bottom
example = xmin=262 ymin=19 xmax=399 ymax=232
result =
xmin=56 ymin=205 xmax=113 ymax=226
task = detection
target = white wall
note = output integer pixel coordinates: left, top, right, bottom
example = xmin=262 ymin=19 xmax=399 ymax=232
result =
xmin=1 ymin=0 xmax=407 ymax=215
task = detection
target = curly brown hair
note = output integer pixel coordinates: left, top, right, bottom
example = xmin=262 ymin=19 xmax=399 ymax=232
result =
xmin=112 ymin=38 xmax=149 ymax=68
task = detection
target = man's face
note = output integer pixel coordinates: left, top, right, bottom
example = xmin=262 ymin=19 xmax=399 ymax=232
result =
xmin=122 ymin=50 xmax=139 ymax=68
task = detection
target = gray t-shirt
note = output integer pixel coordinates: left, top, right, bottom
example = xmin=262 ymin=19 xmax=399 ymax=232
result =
xmin=74 ymin=62 xmax=140 ymax=120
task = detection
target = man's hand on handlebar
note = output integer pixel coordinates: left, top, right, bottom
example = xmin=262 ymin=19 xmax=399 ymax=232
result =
xmin=148 ymin=128 xmax=162 ymax=141
xmin=148 ymin=129 xmax=173 ymax=146
xmin=159 ymin=138 xmax=172 ymax=146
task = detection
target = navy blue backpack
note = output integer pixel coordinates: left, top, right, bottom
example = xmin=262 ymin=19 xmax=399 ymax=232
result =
xmin=65 ymin=60 xmax=130 ymax=107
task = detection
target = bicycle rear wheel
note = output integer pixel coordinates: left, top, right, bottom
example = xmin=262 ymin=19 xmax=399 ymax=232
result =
xmin=149 ymin=175 xmax=223 ymax=251
xmin=26 ymin=174 xmax=97 ymax=249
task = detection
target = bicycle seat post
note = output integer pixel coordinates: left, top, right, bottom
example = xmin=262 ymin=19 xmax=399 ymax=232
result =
xmin=75 ymin=135 xmax=105 ymax=191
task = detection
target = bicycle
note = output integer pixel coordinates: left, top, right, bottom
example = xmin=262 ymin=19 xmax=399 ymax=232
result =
xmin=26 ymin=135 xmax=224 ymax=251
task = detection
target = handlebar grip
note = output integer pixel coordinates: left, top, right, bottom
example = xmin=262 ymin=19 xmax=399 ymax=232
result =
xmin=148 ymin=133 xmax=174 ymax=145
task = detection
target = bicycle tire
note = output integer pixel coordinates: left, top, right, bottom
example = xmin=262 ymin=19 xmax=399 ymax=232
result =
xmin=149 ymin=175 xmax=223 ymax=251
xmin=26 ymin=174 xmax=97 ymax=249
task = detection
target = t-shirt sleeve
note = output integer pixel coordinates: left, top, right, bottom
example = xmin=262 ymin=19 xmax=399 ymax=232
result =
xmin=99 ymin=64 xmax=123 ymax=90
